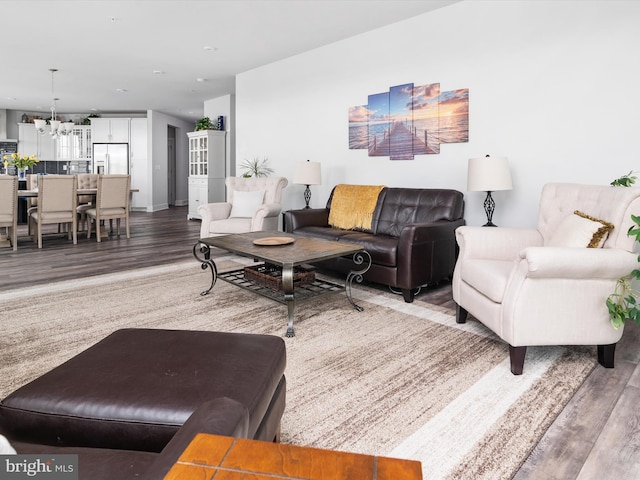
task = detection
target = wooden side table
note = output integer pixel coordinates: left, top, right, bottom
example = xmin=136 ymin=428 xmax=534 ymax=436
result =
xmin=164 ymin=433 xmax=423 ymax=480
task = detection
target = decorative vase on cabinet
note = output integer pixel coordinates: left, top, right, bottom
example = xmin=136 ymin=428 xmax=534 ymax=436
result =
xmin=186 ymin=130 xmax=226 ymax=220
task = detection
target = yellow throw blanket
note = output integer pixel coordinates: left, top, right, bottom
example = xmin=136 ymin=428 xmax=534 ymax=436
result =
xmin=328 ymin=184 xmax=385 ymax=231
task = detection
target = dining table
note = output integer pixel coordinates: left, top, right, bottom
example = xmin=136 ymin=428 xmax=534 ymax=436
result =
xmin=17 ymin=188 xmax=139 ymax=197
xmin=15 ymin=188 xmax=139 ymax=225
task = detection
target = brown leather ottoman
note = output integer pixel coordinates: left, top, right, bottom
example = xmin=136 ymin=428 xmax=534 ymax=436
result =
xmin=0 ymin=328 xmax=286 ymax=452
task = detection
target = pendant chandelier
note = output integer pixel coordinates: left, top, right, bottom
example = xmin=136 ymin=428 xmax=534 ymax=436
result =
xmin=33 ymin=68 xmax=74 ymax=139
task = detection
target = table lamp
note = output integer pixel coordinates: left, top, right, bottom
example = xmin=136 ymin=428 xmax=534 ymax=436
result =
xmin=293 ymin=159 xmax=321 ymax=208
xmin=467 ymin=155 xmax=512 ymax=227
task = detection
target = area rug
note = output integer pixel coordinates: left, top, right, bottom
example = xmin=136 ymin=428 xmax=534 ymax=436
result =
xmin=0 ymin=258 xmax=596 ymax=479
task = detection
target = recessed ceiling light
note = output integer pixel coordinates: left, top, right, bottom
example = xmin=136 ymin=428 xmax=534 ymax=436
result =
xmin=203 ymin=46 xmax=218 ymax=51
xmin=196 ymin=78 xmax=207 ymax=83
xmin=152 ymin=70 xmax=165 ymax=75
xmin=115 ymin=88 xmax=128 ymax=93
xmin=6 ymin=97 xmax=16 ymax=101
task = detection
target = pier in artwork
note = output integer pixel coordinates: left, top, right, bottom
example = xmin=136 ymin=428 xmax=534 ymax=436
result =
xmin=368 ymin=122 xmax=435 ymax=159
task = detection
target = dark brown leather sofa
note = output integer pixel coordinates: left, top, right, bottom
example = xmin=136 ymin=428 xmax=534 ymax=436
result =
xmin=0 ymin=329 xmax=286 ymax=480
xmin=2 ymin=397 xmax=250 ymax=480
xmin=284 ymin=186 xmax=465 ymax=302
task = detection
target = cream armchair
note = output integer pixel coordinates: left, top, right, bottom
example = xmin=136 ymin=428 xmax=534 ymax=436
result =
xmin=198 ymin=176 xmax=288 ymax=238
xmin=453 ymin=183 xmax=640 ymax=375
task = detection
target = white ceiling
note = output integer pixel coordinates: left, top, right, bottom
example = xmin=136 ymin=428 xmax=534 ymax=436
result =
xmin=1 ymin=0 xmax=458 ymax=123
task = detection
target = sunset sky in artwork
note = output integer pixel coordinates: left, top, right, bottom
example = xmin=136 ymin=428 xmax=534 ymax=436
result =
xmin=349 ymin=85 xmax=468 ymax=123
xmin=437 ymin=89 xmax=469 ymax=117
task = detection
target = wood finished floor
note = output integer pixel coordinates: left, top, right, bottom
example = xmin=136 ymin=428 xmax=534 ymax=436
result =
xmin=1 ymin=206 xmax=638 ymax=479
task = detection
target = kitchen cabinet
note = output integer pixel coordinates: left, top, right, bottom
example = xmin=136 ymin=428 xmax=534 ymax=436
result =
xmin=186 ymin=130 xmax=226 ymax=220
xmin=57 ymin=125 xmax=92 ymax=161
xmin=18 ymin=123 xmax=55 ymax=160
xmin=91 ymin=118 xmax=130 ymax=143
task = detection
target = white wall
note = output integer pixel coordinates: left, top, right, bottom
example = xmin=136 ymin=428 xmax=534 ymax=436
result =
xmin=235 ymin=0 xmax=640 ymax=227
xmin=204 ymin=94 xmax=236 ymax=177
xmin=147 ymin=110 xmax=192 ymax=211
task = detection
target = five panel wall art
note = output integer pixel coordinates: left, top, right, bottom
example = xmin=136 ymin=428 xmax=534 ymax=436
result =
xmin=349 ymin=82 xmax=469 ymax=160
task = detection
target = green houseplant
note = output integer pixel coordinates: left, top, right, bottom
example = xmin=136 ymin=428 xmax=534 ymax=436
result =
xmin=194 ymin=117 xmax=214 ymax=131
xmin=239 ymin=157 xmax=274 ymax=178
xmin=606 ymin=171 xmax=640 ymax=329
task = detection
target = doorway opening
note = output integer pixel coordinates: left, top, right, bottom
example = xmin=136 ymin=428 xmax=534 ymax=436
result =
xmin=167 ymin=126 xmax=177 ymax=207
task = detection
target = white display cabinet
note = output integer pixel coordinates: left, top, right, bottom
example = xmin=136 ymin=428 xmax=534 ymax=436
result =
xmin=186 ymin=130 xmax=226 ymax=220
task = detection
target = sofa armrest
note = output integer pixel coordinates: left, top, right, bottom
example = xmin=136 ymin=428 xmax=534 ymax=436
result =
xmin=284 ymin=208 xmax=329 ymax=233
xmin=142 ymin=397 xmax=249 ymax=480
xmin=456 ymin=226 xmax=543 ymax=261
xmin=251 ymin=203 xmax=282 ymax=230
xmin=197 ymin=202 xmax=232 ymax=221
xmin=198 ymin=202 xmax=232 ymax=226
xmin=198 ymin=203 xmax=232 ymax=237
xmin=396 ymin=219 xmax=465 ymax=287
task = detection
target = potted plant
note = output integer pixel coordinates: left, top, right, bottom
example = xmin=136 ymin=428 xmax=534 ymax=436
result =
xmin=239 ymin=156 xmax=274 ymax=178
xmin=3 ymin=152 xmax=39 ymax=179
xmin=194 ymin=117 xmax=214 ymax=131
xmin=607 ymin=171 xmax=640 ymax=329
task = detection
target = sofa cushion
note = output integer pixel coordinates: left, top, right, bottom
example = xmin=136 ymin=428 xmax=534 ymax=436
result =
xmin=0 ymin=329 xmax=286 ymax=452
xmin=338 ymin=232 xmax=398 ymax=267
xmin=208 ymin=217 xmax=253 ymax=234
xmin=459 ymin=259 xmax=514 ymax=303
xmin=229 ymin=189 xmax=265 ymax=218
xmin=376 ymin=188 xmax=465 ymax=237
xmin=546 ymin=210 xmax=613 ymax=248
xmin=293 ymin=225 xmax=355 ymax=241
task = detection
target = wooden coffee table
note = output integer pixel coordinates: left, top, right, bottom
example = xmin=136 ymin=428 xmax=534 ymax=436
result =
xmin=163 ymin=433 xmax=423 ymax=480
xmin=193 ymin=231 xmax=371 ymax=337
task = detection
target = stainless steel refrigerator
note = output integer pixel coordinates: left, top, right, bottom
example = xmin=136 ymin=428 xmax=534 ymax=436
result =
xmin=93 ymin=143 xmax=129 ymax=174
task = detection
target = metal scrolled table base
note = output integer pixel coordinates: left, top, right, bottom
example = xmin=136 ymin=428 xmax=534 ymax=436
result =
xmin=345 ymin=250 xmax=372 ymax=312
xmin=192 ymin=240 xmax=371 ymax=338
xmin=282 ymin=265 xmax=296 ymax=337
xmin=284 ymin=250 xmax=371 ymax=337
xmin=192 ymin=241 xmax=218 ymax=296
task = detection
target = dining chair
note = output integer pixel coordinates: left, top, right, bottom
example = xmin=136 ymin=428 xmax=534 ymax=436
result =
xmin=29 ymin=175 xmax=78 ymax=249
xmin=0 ymin=176 xmax=18 ymax=251
xmin=26 ymin=174 xmax=39 ymax=237
xmin=86 ymin=174 xmax=131 ymax=242
xmin=76 ymin=173 xmax=99 ymax=232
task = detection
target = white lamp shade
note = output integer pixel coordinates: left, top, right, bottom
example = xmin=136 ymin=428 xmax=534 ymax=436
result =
xmin=293 ymin=161 xmax=321 ymax=185
xmin=33 ymin=119 xmax=46 ymax=131
xmin=467 ymin=156 xmax=513 ymax=192
xmin=50 ymin=120 xmax=61 ymax=131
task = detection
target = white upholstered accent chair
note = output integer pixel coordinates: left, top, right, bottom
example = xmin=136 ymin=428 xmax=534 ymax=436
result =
xmin=453 ymin=183 xmax=640 ymax=375
xmin=0 ymin=176 xmax=18 ymax=251
xmin=86 ymin=174 xmax=131 ymax=242
xmin=29 ymin=175 xmax=78 ymax=249
xmin=197 ymin=176 xmax=288 ymax=238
